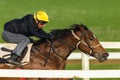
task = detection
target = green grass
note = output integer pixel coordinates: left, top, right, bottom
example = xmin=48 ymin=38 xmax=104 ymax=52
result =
xmin=66 ymin=63 xmax=120 ymax=70
xmin=0 ymin=0 xmax=120 ymax=42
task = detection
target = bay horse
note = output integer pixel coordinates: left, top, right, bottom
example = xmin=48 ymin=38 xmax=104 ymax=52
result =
xmin=0 ymin=24 xmax=109 ymax=80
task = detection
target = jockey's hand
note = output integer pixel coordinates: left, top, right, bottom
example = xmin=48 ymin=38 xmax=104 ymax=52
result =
xmin=49 ymin=33 xmax=54 ymax=39
xmin=47 ymin=33 xmax=54 ymax=42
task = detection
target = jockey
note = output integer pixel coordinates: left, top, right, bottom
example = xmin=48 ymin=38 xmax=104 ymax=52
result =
xmin=2 ymin=11 xmax=53 ymax=66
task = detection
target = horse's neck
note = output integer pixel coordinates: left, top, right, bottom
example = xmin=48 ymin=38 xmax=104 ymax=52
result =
xmin=31 ymin=38 xmax=76 ymax=69
xmin=53 ymin=37 xmax=77 ymax=59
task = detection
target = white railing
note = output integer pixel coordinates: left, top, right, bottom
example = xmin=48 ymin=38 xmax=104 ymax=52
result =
xmin=0 ymin=69 xmax=120 ymax=78
xmin=0 ymin=42 xmax=120 ymax=79
xmin=68 ymin=52 xmax=120 ymax=60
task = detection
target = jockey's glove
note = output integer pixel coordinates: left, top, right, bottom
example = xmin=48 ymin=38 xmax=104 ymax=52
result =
xmin=49 ymin=33 xmax=54 ymax=39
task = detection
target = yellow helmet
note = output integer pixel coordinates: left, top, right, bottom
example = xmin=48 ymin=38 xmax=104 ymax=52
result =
xmin=34 ymin=11 xmax=49 ymax=22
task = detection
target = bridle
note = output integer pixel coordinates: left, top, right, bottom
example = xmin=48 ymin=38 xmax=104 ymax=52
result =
xmin=71 ymin=29 xmax=101 ymax=55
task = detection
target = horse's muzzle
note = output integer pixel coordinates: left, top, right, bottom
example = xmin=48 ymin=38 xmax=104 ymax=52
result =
xmin=95 ymin=53 xmax=109 ymax=62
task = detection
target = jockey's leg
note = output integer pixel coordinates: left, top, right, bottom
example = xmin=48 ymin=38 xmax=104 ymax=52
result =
xmin=2 ymin=31 xmax=30 ymax=65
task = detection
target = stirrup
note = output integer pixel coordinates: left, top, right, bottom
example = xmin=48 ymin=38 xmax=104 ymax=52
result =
xmin=7 ymin=58 xmax=22 ymax=66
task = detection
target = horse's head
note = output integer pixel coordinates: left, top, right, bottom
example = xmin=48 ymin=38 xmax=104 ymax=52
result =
xmin=71 ymin=24 xmax=109 ymax=62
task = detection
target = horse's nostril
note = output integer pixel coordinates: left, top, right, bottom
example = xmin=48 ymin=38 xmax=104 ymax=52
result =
xmin=103 ymin=53 xmax=109 ymax=57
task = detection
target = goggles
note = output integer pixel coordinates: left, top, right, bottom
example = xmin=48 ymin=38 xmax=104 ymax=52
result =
xmin=38 ymin=20 xmax=48 ymax=25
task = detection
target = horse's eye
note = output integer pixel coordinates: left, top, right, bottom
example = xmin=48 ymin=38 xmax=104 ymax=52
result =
xmin=90 ymin=37 xmax=94 ymax=41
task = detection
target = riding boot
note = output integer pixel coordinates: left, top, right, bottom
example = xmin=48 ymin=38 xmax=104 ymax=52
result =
xmin=7 ymin=54 xmax=21 ymax=66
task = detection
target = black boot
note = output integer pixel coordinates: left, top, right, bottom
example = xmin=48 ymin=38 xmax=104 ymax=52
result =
xmin=7 ymin=54 xmax=21 ymax=66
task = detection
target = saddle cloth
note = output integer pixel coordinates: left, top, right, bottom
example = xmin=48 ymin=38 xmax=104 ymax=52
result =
xmin=0 ymin=43 xmax=33 ymax=65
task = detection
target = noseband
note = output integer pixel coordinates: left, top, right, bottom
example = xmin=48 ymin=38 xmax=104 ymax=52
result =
xmin=71 ymin=30 xmax=101 ymax=54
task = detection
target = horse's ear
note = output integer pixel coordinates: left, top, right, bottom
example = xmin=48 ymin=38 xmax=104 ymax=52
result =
xmin=79 ymin=23 xmax=87 ymax=32
xmin=80 ymin=23 xmax=84 ymax=25
xmin=79 ymin=25 xmax=84 ymax=31
xmin=80 ymin=23 xmax=84 ymax=26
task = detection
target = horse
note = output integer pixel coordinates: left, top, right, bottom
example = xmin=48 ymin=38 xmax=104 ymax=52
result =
xmin=0 ymin=24 xmax=109 ymax=80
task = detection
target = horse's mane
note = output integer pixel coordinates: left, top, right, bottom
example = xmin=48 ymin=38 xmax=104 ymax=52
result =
xmin=51 ymin=24 xmax=89 ymax=39
xmin=33 ymin=24 xmax=89 ymax=45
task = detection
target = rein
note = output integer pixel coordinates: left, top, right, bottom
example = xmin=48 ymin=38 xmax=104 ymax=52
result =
xmin=44 ymin=30 xmax=82 ymax=66
xmin=44 ymin=39 xmax=66 ymax=66
xmin=43 ymin=39 xmax=53 ymax=66
xmin=46 ymin=30 xmax=82 ymax=63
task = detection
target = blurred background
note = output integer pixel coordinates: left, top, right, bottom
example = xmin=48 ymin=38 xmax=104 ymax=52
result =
xmin=0 ymin=0 xmax=120 ymax=42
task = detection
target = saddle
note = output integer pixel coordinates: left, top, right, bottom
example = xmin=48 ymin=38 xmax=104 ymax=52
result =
xmin=0 ymin=43 xmax=33 ymax=66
